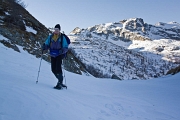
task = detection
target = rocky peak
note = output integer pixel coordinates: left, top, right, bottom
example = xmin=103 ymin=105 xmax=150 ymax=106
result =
xmin=70 ymin=27 xmax=82 ymax=35
xmin=123 ymin=18 xmax=145 ymax=31
xmin=70 ymin=18 xmax=180 ymax=41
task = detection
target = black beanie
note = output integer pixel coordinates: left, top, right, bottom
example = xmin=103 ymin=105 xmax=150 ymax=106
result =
xmin=55 ymin=24 xmax=61 ymax=30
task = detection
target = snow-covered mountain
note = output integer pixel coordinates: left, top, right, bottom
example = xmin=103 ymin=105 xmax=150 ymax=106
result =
xmin=69 ymin=18 xmax=180 ymax=80
xmin=0 ymin=35 xmax=180 ymax=120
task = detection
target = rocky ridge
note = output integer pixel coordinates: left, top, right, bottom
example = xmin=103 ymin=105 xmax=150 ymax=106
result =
xmin=71 ymin=18 xmax=180 ymax=42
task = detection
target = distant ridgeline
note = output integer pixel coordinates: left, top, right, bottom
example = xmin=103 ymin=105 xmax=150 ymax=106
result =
xmin=70 ymin=18 xmax=180 ymax=41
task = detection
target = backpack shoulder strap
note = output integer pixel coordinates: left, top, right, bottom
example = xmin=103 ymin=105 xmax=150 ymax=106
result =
xmin=49 ymin=33 xmax=54 ymax=46
xmin=61 ymin=33 xmax=64 ymax=48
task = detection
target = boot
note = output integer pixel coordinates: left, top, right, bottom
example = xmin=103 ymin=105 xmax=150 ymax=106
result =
xmin=54 ymin=73 xmax=63 ymax=89
xmin=54 ymin=82 xmax=62 ymax=90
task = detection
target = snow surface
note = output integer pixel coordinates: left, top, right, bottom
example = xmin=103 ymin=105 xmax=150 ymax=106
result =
xmin=4 ymin=12 xmax=10 ymax=16
xmin=127 ymin=39 xmax=180 ymax=61
xmin=0 ymin=43 xmax=180 ymax=120
xmin=155 ymin=22 xmax=180 ymax=29
xmin=0 ymin=35 xmax=9 ymax=41
xmin=25 ymin=26 xmax=37 ymax=34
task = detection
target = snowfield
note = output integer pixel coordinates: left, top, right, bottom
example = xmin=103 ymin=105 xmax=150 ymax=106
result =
xmin=0 ymin=43 xmax=180 ymax=120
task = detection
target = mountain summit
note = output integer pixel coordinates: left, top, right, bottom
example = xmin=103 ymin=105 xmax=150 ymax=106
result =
xmin=71 ymin=18 xmax=180 ymax=41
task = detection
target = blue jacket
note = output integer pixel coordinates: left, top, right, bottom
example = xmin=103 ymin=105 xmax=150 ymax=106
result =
xmin=44 ymin=33 xmax=68 ymax=57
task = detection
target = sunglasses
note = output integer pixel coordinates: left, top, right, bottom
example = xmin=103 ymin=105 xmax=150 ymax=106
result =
xmin=54 ymin=28 xmax=60 ymax=31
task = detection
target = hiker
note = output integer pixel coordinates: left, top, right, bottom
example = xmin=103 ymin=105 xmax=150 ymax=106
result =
xmin=42 ymin=24 xmax=70 ymax=89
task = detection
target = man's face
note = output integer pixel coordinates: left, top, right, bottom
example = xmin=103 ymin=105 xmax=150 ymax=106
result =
xmin=54 ymin=28 xmax=60 ymax=34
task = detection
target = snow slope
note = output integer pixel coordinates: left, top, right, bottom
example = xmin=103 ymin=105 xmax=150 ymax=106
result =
xmin=69 ymin=34 xmax=180 ymax=80
xmin=0 ymin=43 xmax=180 ymax=120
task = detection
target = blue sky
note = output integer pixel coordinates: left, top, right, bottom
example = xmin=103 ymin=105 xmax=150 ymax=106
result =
xmin=23 ymin=0 xmax=180 ymax=34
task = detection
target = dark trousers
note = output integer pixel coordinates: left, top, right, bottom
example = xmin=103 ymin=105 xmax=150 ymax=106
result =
xmin=51 ymin=55 xmax=63 ymax=84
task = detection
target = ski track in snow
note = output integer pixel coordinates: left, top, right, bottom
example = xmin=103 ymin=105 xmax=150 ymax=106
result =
xmin=0 ymin=43 xmax=180 ymax=120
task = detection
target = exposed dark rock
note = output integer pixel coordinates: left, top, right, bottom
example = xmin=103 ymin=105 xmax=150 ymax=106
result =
xmin=166 ymin=65 xmax=180 ymax=75
xmin=0 ymin=40 xmax=20 ymax=52
xmin=111 ymin=74 xmax=121 ymax=80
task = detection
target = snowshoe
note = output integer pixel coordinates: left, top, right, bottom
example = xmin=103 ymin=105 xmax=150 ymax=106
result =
xmin=61 ymin=84 xmax=67 ymax=89
xmin=54 ymin=86 xmax=62 ymax=90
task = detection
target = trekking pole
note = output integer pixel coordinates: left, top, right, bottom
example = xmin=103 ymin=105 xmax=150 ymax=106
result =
xmin=36 ymin=51 xmax=43 ymax=84
xmin=63 ymin=68 xmax=67 ymax=85
xmin=62 ymin=60 xmax=67 ymax=86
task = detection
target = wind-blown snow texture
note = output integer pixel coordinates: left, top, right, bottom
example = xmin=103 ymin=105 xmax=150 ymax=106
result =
xmin=0 ymin=37 xmax=180 ymax=120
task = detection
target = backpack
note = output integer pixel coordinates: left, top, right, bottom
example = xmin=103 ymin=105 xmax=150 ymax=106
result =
xmin=49 ymin=33 xmax=71 ymax=58
xmin=62 ymin=33 xmax=71 ymax=45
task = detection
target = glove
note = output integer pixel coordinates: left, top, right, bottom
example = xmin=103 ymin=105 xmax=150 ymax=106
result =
xmin=41 ymin=43 xmax=46 ymax=50
xmin=59 ymin=49 xmax=64 ymax=54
